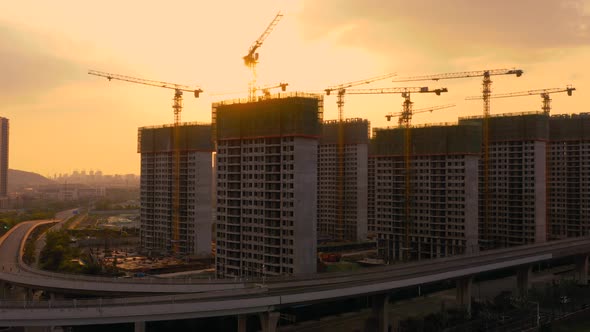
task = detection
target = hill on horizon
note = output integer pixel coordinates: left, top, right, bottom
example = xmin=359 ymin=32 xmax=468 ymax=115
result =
xmin=8 ymin=169 xmax=55 ymax=192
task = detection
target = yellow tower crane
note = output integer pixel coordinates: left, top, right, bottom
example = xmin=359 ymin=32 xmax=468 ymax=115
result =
xmin=346 ymin=87 xmax=448 ymax=260
xmin=243 ymin=11 xmax=284 ymax=101
xmin=393 ymin=68 xmax=524 ymax=249
xmin=466 ymin=86 xmax=575 ymax=115
xmin=323 ymin=73 xmax=397 ymax=241
xmin=385 ymin=104 xmax=456 ymax=122
xmin=88 ymin=69 xmax=203 ymax=256
xmin=257 ymin=82 xmax=288 ymax=99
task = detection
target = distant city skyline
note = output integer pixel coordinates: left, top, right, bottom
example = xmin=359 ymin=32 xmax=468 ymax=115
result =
xmin=1 ymin=1 xmax=589 ymax=174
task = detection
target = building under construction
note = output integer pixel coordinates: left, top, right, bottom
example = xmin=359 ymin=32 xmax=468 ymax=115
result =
xmin=370 ymin=123 xmax=481 ymax=261
xmin=213 ymin=93 xmax=322 ymax=278
xmin=0 ymin=117 xmax=8 ymax=198
xmin=459 ymin=112 xmax=549 ymax=247
xmin=318 ymin=118 xmax=369 ymax=242
xmin=138 ymin=123 xmax=214 ymax=257
xmin=548 ymin=113 xmax=590 ymax=239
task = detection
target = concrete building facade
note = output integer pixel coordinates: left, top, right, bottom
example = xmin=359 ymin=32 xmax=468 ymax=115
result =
xmin=548 ymin=113 xmax=590 ymax=238
xmin=213 ymin=93 xmax=322 ymax=278
xmin=460 ymin=112 xmax=548 ymax=247
xmin=371 ymin=124 xmax=481 ymax=261
xmin=318 ymin=119 xmax=369 ymax=242
xmin=138 ymin=123 xmax=213 ymax=257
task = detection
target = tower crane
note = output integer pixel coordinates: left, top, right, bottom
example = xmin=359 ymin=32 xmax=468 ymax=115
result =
xmin=386 ymin=104 xmax=456 ymax=123
xmin=88 ymin=70 xmax=203 ymax=125
xmin=209 ymin=82 xmax=288 ymax=99
xmin=257 ymin=82 xmax=288 ymax=99
xmin=324 ymin=73 xmax=398 ymax=123
xmin=88 ymin=69 xmax=203 ymax=256
xmin=323 ymin=73 xmax=397 ymax=241
xmin=244 ymin=11 xmax=283 ymax=101
xmin=393 ymin=68 xmax=524 ymax=249
xmin=466 ymin=86 xmax=575 ymax=115
xmin=347 ymin=86 xmax=448 ymax=261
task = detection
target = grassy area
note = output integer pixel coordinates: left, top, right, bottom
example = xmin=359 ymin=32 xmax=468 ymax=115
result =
xmin=0 ymin=210 xmax=55 ymax=236
xmin=39 ymin=230 xmax=108 ymax=275
xmin=22 ymin=223 xmax=55 ymax=265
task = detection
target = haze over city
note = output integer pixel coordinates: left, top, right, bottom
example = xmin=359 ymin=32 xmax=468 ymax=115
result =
xmin=1 ymin=0 xmax=589 ymax=176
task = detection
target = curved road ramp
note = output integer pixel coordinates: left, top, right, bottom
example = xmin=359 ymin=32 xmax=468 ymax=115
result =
xmin=0 ymin=212 xmax=589 ymax=329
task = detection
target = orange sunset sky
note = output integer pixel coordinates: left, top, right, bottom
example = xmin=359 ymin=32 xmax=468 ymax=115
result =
xmin=1 ymin=0 xmax=589 ymax=176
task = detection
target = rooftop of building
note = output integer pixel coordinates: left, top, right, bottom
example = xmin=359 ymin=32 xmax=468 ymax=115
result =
xmin=320 ymin=118 xmax=370 ymax=145
xmin=137 ymin=122 xmax=214 ymax=153
xmin=212 ymin=92 xmax=324 ymax=140
xmin=370 ymin=122 xmax=482 ymax=156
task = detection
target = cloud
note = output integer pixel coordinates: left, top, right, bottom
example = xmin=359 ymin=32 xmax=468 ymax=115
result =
xmin=0 ymin=23 xmax=84 ymax=102
xmin=301 ymin=0 xmax=590 ymax=61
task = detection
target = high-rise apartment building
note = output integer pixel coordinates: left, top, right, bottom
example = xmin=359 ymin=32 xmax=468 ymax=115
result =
xmin=214 ymin=93 xmax=322 ymax=278
xmin=138 ymin=123 xmax=213 ymax=257
xmin=371 ymin=124 xmax=481 ymax=261
xmin=318 ymin=118 xmax=369 ymax=242
xmin=0 ymin=117 xmax=8 ymax=197
xmin=460 ymin=112 xmax=548 ymax=247
xmin=548 ymin=113 xmax=590 ymax=238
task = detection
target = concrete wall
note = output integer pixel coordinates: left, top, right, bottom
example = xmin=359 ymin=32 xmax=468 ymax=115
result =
xmin=356 ymin=144 xmax=368 ymax=242
xmin=465 ymin=156 xmax=479 ymax=253
xmin=193 ymin=152 xmax=213 ymax=256
xmin=534 ymin=141 xmax=547 ymax=243
xmin=293 ymin=138 xmax=318 ymax=274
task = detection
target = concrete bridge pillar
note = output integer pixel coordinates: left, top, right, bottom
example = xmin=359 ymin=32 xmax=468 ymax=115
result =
xmin=258 ymin=312 xmax=279 ymax=332
xmin=237 ymin=314 xmax=247 ymax=332
xmin=574 ymin=254 xmax=588 ymax=285
xmin=516 ymin=265 xmax=532 ymax=297
xmin=456 ymin=277 xmax=472 ymax=316
xmin=134 ymin=321 xmax=145 ymax=332
xmin=365 ymin=293 xmax=390 ymax=332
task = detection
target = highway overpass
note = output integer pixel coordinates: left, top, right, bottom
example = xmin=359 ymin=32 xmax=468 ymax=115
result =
xmin=0 ymin=218 xmax=589 ymax=331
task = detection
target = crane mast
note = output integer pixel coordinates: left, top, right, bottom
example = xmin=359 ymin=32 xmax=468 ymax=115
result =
xmin=88 ymin=69 xmax=203 ymax=256
xmin=393 ymin=68 xmax=523 ymax=250
xmin=347 ymin=86 xmax=448 ymax=261
xmin=243 ymin=11 xmax=283 ymax=101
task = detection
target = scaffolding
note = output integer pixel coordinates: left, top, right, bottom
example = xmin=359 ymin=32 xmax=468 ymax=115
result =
xmin=370 ymin=124 xmax=482 ymax=156
xmin=212 ymin=92 xmax=324 ymax=141
xmin=320 ymin=118 xmax=370 ymax=145
xmin=138 ymin=122 xmax=214 ymax=153
xmin=550 ymin=113 xmax=590 ymax=140
xmin=459 ymin=111 xmax=549 ymax=141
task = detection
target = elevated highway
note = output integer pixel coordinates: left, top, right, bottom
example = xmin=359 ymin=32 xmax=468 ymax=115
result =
xmin=0 ymin=216 xmax=589 ymax=328
xmin=0 ymin=219 xmax=245 ymax=295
